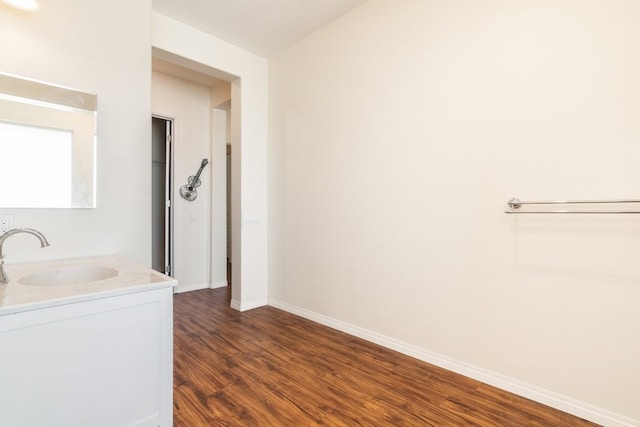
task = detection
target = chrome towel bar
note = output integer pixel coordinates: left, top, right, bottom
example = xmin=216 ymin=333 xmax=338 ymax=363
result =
xmin=505 ymin=197 xmax=640 ymax=214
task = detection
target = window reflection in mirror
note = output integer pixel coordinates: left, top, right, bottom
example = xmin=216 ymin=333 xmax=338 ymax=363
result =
xmin=0 ymin=72 xmax=96 ymax=208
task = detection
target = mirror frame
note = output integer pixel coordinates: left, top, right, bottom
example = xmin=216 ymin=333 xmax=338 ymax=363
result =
xmin=0 ymin=72 xmax=97 ymax=208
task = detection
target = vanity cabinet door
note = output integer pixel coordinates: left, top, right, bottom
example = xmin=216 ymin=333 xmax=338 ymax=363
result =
xmin=0 ymin=288 xmax=173 ymax=427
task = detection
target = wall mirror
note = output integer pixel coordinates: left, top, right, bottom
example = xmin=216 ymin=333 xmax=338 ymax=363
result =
xmin=0 ymin=72 xmax=97 ymax=208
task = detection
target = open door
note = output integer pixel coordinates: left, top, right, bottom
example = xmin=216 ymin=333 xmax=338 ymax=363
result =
xmin=152 ymin=116 xmax=174 ymax=275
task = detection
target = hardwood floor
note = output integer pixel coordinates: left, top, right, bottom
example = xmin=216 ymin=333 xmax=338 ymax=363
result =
xmin=173 ymin=288 xmax=598 ymax=426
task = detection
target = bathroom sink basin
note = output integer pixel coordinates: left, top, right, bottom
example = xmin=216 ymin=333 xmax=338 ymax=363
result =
xmin=18 ymin=265 xmax=119 ymax=286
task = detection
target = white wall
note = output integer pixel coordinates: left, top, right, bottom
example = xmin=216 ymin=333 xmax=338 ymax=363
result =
xmin=152 ymin=13 xmax=269 ymax=310
xmin=152 ymin=71 xmax=212 ymax=291
xmin=211 ymin=108 xmax=228 ymax=288
xmin=268 ymin=0 xmax=640 ymax=424
xmin=211 ymin=82 xmax=231 ymax=289
xmin=0 ymin=0 xmax=151 ymax=264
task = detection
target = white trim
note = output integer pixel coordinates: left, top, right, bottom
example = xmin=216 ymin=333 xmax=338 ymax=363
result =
xmin=174 ymin=282 xmax=209 ymax=294
xmin=210 ymin=281 xmax=228 ymax=289
xmin=268 ymin=298 xmax=639 ymax=427
xmin=230 ymin=298 xmax=266 ymax=312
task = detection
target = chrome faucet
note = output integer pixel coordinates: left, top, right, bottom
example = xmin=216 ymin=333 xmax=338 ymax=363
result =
xmin=0 ymin=228 xmax=50 ymax=285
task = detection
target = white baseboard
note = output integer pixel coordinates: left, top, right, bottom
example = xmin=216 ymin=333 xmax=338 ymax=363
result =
xmin=175 ymin=281 xmax=228 ymax=293
xmin=174 ymin=283 xmax=209 ymax=294
xmin=230 ymin=298 xmax=267 ymax=312
xmin=211 ymin=281 xmax=228 ymax=289
xmin=268 ymin=298 xmax=638 ymax=427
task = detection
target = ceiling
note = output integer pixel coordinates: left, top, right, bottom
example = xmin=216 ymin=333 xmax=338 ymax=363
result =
xmin=152 ymin=0 xmax=367 ymax=58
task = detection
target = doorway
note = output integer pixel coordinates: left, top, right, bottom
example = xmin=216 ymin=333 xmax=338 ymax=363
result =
xmin=151 ymin=44 xmax=268 ymax=308
xmin=151 ymin=116 xmax=174 ymax=275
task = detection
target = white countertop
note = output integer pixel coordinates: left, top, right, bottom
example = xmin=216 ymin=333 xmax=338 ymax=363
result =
xmin=0 ymin=256 xmax=177 ymax=316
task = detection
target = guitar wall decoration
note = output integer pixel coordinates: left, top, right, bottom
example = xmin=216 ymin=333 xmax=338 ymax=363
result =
xmin=180 ymin=158 xmax=209 ymax=201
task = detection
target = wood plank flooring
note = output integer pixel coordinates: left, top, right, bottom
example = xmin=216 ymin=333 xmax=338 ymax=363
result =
xmin=173 ymin=288 xmax=599 ymax=426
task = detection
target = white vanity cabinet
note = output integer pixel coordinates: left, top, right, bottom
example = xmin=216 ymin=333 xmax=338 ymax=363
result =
xmin=0 ymin=257 xmax=175 ymax=427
